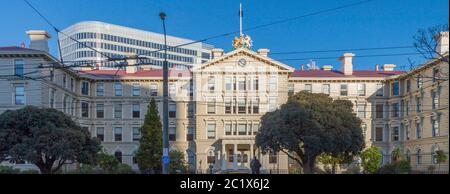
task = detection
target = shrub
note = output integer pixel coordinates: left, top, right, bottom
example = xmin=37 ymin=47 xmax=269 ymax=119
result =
xmin=0 ymin=166 xmax=21 ymax=174
xmin=378 ymin=160 xmax=411 ymax=174
xmin=20 ymin=169 xmax=40 ymax=174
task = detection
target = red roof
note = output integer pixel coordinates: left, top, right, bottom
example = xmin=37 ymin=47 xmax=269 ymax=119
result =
xmin=291 ymin=70 xmax=405 ymax=78
xmin=79 ymin=69 xmax=192 ymax=78
xmin=0 ymin=46 xmax=38 ymax=51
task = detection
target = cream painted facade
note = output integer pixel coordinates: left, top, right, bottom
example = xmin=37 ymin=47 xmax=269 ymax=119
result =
xmin=1 ymin=30 xmax=448 ymax=173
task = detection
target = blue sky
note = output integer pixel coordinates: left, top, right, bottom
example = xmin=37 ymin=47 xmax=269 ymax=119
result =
xmin=0 ymin=0 xmax=448 ymax=70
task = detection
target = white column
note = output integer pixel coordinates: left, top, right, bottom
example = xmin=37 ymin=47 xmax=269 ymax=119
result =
xmin=221 ymin=144 xmax=226 ymax=170
xmin=233 ymin=144 xmax=238 ymax=170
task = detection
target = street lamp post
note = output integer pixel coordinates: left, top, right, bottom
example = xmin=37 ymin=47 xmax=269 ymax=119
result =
xmin=160 ymin=12 xmax=169 ymax=174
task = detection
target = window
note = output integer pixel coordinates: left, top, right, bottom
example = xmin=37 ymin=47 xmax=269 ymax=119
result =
xmin=14 ymin=59 xmax=24 ymax=76
xmin=269 ymin=152 xmax=277 ymax=164
xmin=405 ymin=101 xmax=409 ymax=116
xmin=207 ymin=124 xmax=216 ymax=139
xmin=96 ymin=127 xmax=104 ymax=141
xmin=417 ymin=75 xmax=423 ymax=88
xmin=406 ymin=150 xmax=411 ymax=163
xmin=432 ymin=91 xmax=439 ymax=109
xmin=252 ymin=123 xmax=260 ymax=135
xmin=115 ymin=151 xmax=122 ymax=163
xmin=253 ymin=77 xmax=259 ymax=91
xmin=70 ymin=78 xmax=74 ymax=92
xmin=269 ymin=76 xmax=277 ymax=91
xmin=375 ymin=104 xmax=384 ymax=118
xmin=225 ymin=77 xmax=232 ymax=91
xmin=14 ymin=84 xmax=25 ymax=105
xmin=114 ymin=83 xmax=122 ymax=96
xmin=304 ymin=84 xmax=312 ymax=93
xmin=416 ymin=121 xmax=422 ymax=139
xmin=114 ymin=127 xmax=122 ymax=141
xmin=207 ymin=150 xmax=215 ymax=164
xmin=416 ymin=97 xmax=421 ymax=113
xmin=225 ymin=123 xmax=232 ymax=136
xmin=432 ymin=117 xmax=439 ymax=137
xmin=96 ymin=83 xmax=104 ymax=96
xmin=81 ymin=102 xmax=89 ymax=118
xmin=238 ymin=98 xmax=246 ymax=114
xmin=96 ymin=104 xmax=104 ymax=118
xmin=392 ymin=103 xmax=400 ymax=118
xmin=81 ymin=81 xmax=89 ymax=95
xmin=375 ymin=127 xmax=383 ymax=141
xmin=169 ymin=127 xmax=176 ymax=141
xmin=433 ymin=68 xmax=439 ymax=82
xmin=132 ymin=104 xmax=140 ymax=118
xmin=405 ymin=124 xmax=410 ymax=140
xmin=50 ymin=70 xmax=54 ymax=82
xmin=225 ymin=99 xmax=232 ymax=114
xmin=288 ymin=84 xmax=294 ymax=96
xmin=392 ymin=81 xmax=399 ymax=96
xmin=169 ymin=84 xmax=176 ymax=97
xmin=62 ymin=75 xmax=67 ymax=88
xmin=357 ymin=104 xmax=366 ymax=118
xmin=376 ymin=84 xmax=384 ymax=96
xmin=132 ymin=83 xmax=140 ymax=96
xmin=268 ymin=98 xmax=277 ymax=112
xmin=150 ymin=83 xmax=158 ymax=96
xmin=238 ymin=77 xmax=246 ymax=91
xmin=416 ymin=149 xmax=422 ymax=164
xmin=357 ymin=84 xmax=366 ymax=96
xmin=114 ymin=104 xmax=122 ymax=118
xmin=187 ymin=127 xmax=194 ymax=141
xmin=252 ymin=98 xmax=259 ymax=114
xmin=406 ymin=80 xmax=411 ymax=93
xmin=49 ymin=89 xmax=55 ymax=108
xmin=322 ymin=84 xmax=330 ymax=95
xmin=207 ymin=76 xmax=215 ymax=92
xmin=237 ymin=124 xmax=247 ymax=135
xmin=168 ymin=104 xmax=176 ymax=118
xmin=392 ymin=127 xmax=399 ymax=141
xmin=340 ymin=84 xmax=348 ymax=96
xmin=187 ymin=103 xmax=194 ymax=118
xmin=207 ymin=98 xmax=215 ymax=114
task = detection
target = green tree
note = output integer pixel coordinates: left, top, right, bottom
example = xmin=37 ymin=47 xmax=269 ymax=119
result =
xmin=435 ymin=150 xmax=447 ymax=171
xmin=317 ymin=153 xmax=349 ymax=174
xmin=96 ymin=151 xmax=135 ymax=174
xmin=391 ymin=147 xmax=402 ymax=162
xmin=169 ymin=150 xmax=188 ymax=174
xmin=136 ymin=98 xmax=162 ymax=174
xmin=255 ymin=91 xmax=365 ymax=174
xmin=97 ymin=151 xmax=119 ymax=172
xmin=0 ymin=106 xmax=101 ymax=174
xmin=360 ymin=146 xmax=382 ymax=174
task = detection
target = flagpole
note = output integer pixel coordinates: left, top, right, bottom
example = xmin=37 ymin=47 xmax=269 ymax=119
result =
xmin=240 ymin=3 xmax=243 ymax=37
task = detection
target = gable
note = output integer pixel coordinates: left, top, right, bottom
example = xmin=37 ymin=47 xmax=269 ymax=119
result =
xmin=193 ymin=48 xmax=294 ymax=73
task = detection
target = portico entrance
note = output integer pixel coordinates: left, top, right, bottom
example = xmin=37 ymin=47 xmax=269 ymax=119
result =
xmin=220 ymin=141 xmax=257 ymax=171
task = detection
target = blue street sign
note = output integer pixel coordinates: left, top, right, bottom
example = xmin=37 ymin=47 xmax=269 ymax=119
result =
xmin=162 ymin=156 xmax=170 ymax=164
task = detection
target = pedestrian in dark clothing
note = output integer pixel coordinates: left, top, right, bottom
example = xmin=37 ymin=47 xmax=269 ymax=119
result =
xmin=250 ymin=156 xmax=261 ymax=174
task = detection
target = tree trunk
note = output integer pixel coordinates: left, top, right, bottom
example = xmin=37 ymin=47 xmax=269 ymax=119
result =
xmin=302 ymin=157 xmax=316 ymax=174
xmin=331 ymin=164 xmax=336 ymax=174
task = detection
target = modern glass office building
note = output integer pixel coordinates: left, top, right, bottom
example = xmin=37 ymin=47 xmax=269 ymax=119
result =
xmin=59 ymin=21 xmax=214 ymax=70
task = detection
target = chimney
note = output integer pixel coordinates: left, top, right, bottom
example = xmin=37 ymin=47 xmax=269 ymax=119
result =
xmin=26 ymin=30 xmax=51 ymax=53
xmin=339 ymin=53 xmax=355 ymax=75
xmin=211 ymin=48 xmax=224 ymax=59
xmin=257 ymin=48 xmax=270 ymax=57
xmin=301 ymin=64 xmax=305 ymax=71
xmin=322 ymin=65 xmax=333 ymax=71
xmin=125 ymin=54 xmax=138 ymax=74
xmin=375 ymin=64 xmax=379 ymax=71
xmin=435 ymin=31 xmax=449 ymax=55
xmin=382 ymin=64 xmax=396 ymax=71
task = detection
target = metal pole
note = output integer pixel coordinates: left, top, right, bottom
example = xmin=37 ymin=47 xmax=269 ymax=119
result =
xmin=160 ymin=12 xmax=169 ymax=174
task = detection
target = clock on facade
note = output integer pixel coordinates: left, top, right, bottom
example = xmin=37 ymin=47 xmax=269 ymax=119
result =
xmin=238 ymin=58 xmax=247 ymax=67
